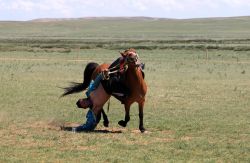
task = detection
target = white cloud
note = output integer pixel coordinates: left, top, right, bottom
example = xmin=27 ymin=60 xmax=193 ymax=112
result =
xmin=0 ymin=0 xmax=250 ymax=20
xmin=221 ymin=0 xmax=250 ymax=7
xmin=2 ymin=0 xmax=33 ymax=11
xmin=1 ymin=0 xmax=250 ymax=12
xmin=0 ymin=0 xmax=72 ymax=16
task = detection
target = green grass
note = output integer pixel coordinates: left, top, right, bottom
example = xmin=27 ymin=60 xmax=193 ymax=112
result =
xmin=0 ymin=17 xmax=250 ymax=162
xmin=0 ymin=49 xmax=249 ymax=162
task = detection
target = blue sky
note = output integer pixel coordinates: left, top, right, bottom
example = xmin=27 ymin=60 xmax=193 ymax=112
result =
xmin=0 ymin=0 xmax=250 ymax=21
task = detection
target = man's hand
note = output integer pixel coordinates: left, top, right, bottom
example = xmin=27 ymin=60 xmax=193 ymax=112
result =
xmin=102 ymin=69 xmax=110 ymax=80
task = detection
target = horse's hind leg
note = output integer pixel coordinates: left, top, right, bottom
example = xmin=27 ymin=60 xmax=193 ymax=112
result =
xmin=138 ymin=102 xmax=145 ymax=133
xmin=101 ymin=109 xmax=109 ymax=127
xmin=96 ymin=111 xmax=102 ymax=124
xmin=118 ymin=104 xmax=131 ymax=127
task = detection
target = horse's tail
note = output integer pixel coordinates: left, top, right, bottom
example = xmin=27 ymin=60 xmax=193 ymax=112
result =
xmin=61 ymin=62 xmax=99 ymax=97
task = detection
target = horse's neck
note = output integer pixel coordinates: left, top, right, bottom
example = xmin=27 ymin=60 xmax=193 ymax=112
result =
xmin=126 ymin=67 xmax=146 ymax=91
xmin=124 ymin=66 xmax=147 ymax=102
xmin=127 ymin=67 xmax=141 ymax=81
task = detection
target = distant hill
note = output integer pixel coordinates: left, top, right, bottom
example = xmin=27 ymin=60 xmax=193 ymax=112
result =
xmin=1 ymin=16 xmax=250 ymax=51
xmin=1 ymin=16 xmax=250 ymax=40
xmin=29 ymin=17 xmax=173 ymax=22
xmin=29 ymin=16 xmax=250 ymax=22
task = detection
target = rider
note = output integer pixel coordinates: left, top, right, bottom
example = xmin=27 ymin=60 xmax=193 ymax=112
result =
xmin=72 ymin=70 xmax=109 ymax=132
xmin=73 ymin=50 xmax=131 ymax=132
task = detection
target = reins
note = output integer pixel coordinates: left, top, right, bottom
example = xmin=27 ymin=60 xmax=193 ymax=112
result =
xmin=102 ymin=65 xmax=128 ymax=80
xmin=102 ymin=52 xmax=144 ymax=80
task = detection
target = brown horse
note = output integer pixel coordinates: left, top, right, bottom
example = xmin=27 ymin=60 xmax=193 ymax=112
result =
xmin=62 ymin=49 xmax=147 ymax=132
xmin=116 ymin=49 xmax=147 ymax=132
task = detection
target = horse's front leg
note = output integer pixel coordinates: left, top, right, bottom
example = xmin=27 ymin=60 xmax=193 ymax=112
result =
xmin=95 ymin=109 xmax=109 ymax=127
xmin=139 ymin=102 xmax=145 ymax=133
xmin=96 ymin=111 xmax=102 ymax=124
xmin=101 ymin=109 xmax=109 ymax=127
xmin=118 ymin=103 xmax=131 ymax=127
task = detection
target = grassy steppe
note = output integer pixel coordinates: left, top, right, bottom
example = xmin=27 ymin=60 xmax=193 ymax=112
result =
xmin=1 ymin=17 xmax=250 ymax=40
xmin=1 ymin=17 xmax=250 ymax=53
xmin=0 ymin=17 xmax=250 ymax=162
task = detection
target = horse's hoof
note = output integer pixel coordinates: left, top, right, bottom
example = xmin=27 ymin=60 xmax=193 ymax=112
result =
xmin=103 ymin=121 xmax=109 ymax=127
xmin=139 ymin=127 xmax=146 ymax=133
xmin=118 ymin=120 xmax=127 ymax=127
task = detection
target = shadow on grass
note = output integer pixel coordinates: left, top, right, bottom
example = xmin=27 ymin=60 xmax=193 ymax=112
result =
xmin=60 ymin=126 xmax=123 ymax=134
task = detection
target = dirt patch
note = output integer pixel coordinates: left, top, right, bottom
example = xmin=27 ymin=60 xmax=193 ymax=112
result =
xmin=59 ymin=145 xmax=96 ymax=152
xmin=27 ymin=120 xmax=178 ymax=139
xmin=28 ymin=119 xmax=80 ymax=131
xmin=159 ymin=130 xmax=175 ymax=135
xmin=28 ymin=120 xmax=123 ymax=133
xmin=181 ymin=136 xmax=193 ymax=141
xmin=155 ymin=137 xmax=175 ymax=143
xmin=131 ymin=129 xmax=152 ymax=134
xmin=0 ymin=111 xmax=9 ymax=123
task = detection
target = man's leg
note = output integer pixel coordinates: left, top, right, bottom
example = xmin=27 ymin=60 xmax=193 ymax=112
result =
xmin=72 ymin=108 xmax=97 ymax=132
xmin=86 ymin=73 xmax=103 ymax=97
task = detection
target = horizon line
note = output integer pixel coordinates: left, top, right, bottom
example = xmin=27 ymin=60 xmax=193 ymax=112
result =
xmin=1 ymin=15 xmax=250 ymax=22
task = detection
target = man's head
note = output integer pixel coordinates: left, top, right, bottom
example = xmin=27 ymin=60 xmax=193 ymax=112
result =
xmin=76 ymin=98 xmax=92 ymax=109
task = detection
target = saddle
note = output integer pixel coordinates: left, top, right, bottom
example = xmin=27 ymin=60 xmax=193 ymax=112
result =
xmin=101 ymin=57 xmax=145 ymax=103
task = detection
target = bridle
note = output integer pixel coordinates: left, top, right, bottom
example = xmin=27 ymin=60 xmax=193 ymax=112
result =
xmin=125 ymin=53 xmax=139 ymax=64
xmin=102 ymin=52 xmax=143 ymax=80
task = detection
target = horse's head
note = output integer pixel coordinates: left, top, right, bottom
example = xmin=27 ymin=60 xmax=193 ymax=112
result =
xmin=120 ymin=48 xmax=141 ymax=67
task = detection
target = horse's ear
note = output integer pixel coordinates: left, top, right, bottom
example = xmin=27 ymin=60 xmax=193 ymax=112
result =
xmin=120 ymin=51 xmax=126 ymax=57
